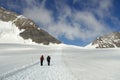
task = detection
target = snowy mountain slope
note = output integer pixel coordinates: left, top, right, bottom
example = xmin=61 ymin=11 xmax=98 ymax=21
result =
xmin=86 ymin=32 xmax=120 ymax=48
xmin=0 ymin=20 xmax=35 ymax=44
xmin=0 ymin=7 xmax=61 ymax=44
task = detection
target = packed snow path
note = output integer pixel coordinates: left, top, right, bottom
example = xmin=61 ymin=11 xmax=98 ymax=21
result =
xmin=0 ymin=45 xmax=75 ymax=80
xmin=4 ymin=63 xmax=75 ymax=80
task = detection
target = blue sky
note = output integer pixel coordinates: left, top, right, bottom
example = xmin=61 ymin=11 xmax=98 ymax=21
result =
xmin=0 ymin=0 xmax=120 ymax=46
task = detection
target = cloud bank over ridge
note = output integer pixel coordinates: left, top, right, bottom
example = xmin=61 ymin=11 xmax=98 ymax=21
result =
xmin=23 ymin=0 xmax=116 ymax=41
xmin=2 ymin=0 xmax=120 ymax=45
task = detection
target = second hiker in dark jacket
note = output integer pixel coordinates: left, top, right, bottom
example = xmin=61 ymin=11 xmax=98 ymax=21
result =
xmin=47 ymin=56 xmax=51 ymax=66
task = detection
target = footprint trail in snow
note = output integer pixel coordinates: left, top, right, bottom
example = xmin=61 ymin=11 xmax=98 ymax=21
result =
xmin=3 ymin=52 xmax=76 ymax=80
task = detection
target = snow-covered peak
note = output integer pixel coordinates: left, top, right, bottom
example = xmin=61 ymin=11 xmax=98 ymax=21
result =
xmin=85 ymin=32 xmax=120 ymax=48
xmin=0 ymin=20 xmax=36 ymax=44
xmin=0 ymin=7 xmax=61 ymax=45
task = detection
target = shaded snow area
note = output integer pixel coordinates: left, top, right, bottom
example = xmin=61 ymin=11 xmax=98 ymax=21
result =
xmin=0 ymin=44 xmax=120 ymax=80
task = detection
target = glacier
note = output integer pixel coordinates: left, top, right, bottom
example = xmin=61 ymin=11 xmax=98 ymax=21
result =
xmin=0 ymin=43 xmax=120 ymax=80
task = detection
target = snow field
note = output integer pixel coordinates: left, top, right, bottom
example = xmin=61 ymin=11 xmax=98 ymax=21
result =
xmin=1 ymin=44 xmax=120 ymax=80
xmin=5 ymin=60 xmax=75 ymax=80
xmin=62 ymin=48 xmax=120 ymax=80
xmin=0 ymin=44 xmax=75 ymax=80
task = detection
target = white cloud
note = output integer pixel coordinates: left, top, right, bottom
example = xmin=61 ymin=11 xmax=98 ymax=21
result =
xmin=25 ymin=0 xmax=36 ymax=6
xmin=99 ymin=0 xmax=113 ymax=11
xmin=95 ymin=0 xmax=113 ymax=19
xmin=23 ymin=7 xmax=53 ymax=25
xmin=73 ymin=11 xmax=110 ymax=38
xmin=23 ymin=0 xmax=53 ymax=25
xmin=42 ymin=11 xmax=111 ymax=41
xmin=22 ymin=0 xmax=114 ymax=42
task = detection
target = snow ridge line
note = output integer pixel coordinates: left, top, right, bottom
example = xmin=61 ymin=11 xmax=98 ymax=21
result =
xmin=0 ymin=61 xmax=39 ymax=80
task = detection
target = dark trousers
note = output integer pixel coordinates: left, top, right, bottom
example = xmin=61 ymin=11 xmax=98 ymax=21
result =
xmin=48 ymin=61 xmax=50 ymax=66
xmin=41 ymin=60 xmax=43 ymax=66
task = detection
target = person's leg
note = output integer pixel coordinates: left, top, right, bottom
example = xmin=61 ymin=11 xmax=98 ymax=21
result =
xmin=48 ymin=61 xmax=50 ymax=66
xmin=41 ymin=60 xmax=43 ymax=66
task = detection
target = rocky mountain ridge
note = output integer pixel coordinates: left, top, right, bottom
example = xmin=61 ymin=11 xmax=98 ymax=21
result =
xmin=91 ymin=32 xmax=120 ymax=48
xmin=0 ymin=7 xmax=61 ymax=45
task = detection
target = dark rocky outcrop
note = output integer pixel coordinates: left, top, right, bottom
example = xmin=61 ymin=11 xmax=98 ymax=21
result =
xmin=0 ymin=7 xmax=61 ymax=45
xmin=92 ymin=32 xmax=120 ymax=48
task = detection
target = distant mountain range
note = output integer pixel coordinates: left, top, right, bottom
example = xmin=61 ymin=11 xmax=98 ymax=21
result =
xmin=0 ymin=7 xmax=120 ymax=48
xmin=0 ymin=7 xmax=61 ymax=45
xmin=86 ymin=32 xmax=120 ymax=48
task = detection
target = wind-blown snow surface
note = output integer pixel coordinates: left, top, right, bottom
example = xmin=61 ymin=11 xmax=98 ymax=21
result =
xmin=0 ymin=43 xmax=120 ymax=80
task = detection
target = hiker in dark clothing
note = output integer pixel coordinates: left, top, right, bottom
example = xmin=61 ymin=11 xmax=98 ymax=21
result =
xmin=40 ymin=55 xmax=44 ymax=66
xmin=47 ymin=56 xmax=51 ymax=66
